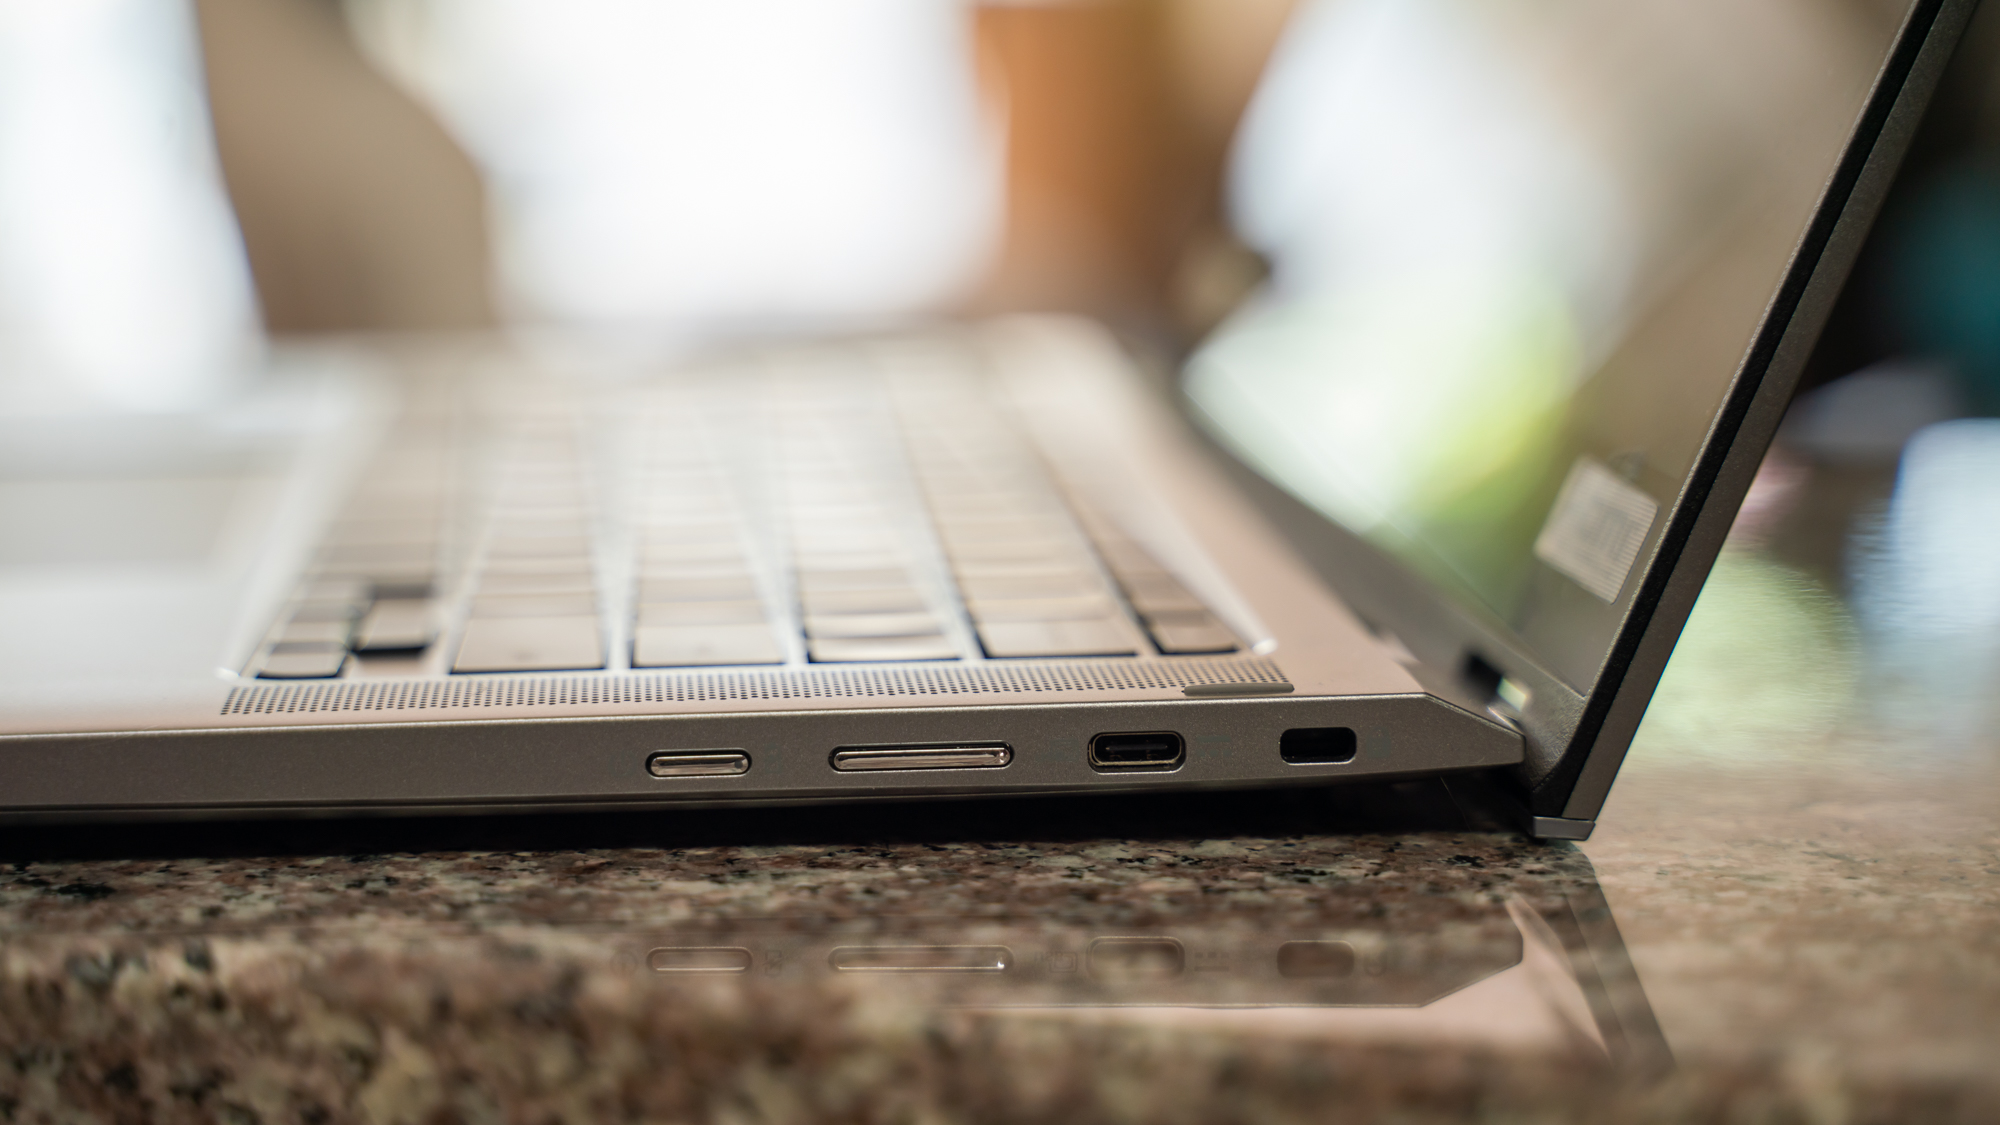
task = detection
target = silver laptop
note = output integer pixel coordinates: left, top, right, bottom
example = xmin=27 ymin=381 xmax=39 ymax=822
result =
xmin=0 ymin=0 xmax=1972 ymax=835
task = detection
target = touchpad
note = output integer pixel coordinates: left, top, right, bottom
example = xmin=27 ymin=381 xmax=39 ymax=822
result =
xmin=0 ymin=418 xmax=297 ymax=682
xmin=0 ymin=418 xmax=276 ymax=572
xmin=0 ymin=474 xmax=243 ymax=568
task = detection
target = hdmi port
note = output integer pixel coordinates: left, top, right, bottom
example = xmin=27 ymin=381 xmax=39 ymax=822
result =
xmin=1088 ymin=732 xmax=1185 ymax=772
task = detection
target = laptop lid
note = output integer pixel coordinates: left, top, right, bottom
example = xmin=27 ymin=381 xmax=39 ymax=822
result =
xmin=1180 ymin=0 xmax=1976 ymax=835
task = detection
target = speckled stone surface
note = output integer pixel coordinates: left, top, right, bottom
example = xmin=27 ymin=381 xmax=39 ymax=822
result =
xmin=3 ymin=756 xmax=1991 ymax=1124
xmin=6 ymin=468 xmax=2000 ymax=1123
xmin=0 ymin=811 xmax=1619 ymax=1124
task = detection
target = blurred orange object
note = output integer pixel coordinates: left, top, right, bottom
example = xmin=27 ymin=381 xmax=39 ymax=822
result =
xmin=972 ymin=0 xmax=1295 ymax=337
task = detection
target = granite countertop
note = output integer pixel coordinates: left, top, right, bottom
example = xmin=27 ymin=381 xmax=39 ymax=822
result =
xmin=5 ymin=456 xmax=1998 ymax=1123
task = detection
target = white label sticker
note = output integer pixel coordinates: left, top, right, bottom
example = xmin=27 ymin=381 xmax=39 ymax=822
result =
xmin=1533 ymin=458 xmax=1659 ymax=602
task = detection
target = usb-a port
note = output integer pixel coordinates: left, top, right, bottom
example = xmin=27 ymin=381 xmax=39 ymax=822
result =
xmin=1088 ymin=732 xmax=1185 ymax=772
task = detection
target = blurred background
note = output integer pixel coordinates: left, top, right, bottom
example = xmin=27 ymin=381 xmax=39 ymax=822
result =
xmin=0 ymin=0 xmax=1301 ymax=408
xmin=4 ymin=0 xmax=1995 ymax=405
xmin=1 ymin=0 xmax=1997 ymax=734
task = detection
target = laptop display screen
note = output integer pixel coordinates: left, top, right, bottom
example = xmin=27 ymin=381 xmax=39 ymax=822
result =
xmin=1185 ymin=0 xmax=1916 ymax=689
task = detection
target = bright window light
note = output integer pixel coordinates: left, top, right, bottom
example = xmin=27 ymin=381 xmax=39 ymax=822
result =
xmin=0 ymin=0 xmax=261 ymax=412
xmin=349 ymin=0 xmax=1003 ymax=345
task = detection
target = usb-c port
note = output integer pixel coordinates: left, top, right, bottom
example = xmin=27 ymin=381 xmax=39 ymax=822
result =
xmin=647 ymin=750 xmax=751 ymax=778
xmin=1088 ymin=732 xmax=1184 ymax=772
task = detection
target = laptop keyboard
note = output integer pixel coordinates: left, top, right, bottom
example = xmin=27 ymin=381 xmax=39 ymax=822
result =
xmin=452 ymin=409 xmax=607 ymax=672
xmin=248 ymin=344 xmax=1242 ymax=680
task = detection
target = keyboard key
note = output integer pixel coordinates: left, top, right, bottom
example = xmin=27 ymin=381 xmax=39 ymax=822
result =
xmin=638 ymin=504 xmax=732 ymax=524
xmin=454 ymin=616 xmax=605 ymax=673
xmin=967 ymin=595 xmax=1116 ymax=622
xmin=640 ymin=562 xmax=754 ymax=584
xmin=977 ymin=619 xmax=1137 ymax=659
xmin=788 ymin=515 xmax=896 ymax=536
xmin=471 ymin=594 xmax=597 ymax=618
xmin=487 ymin=536 xmax=592 ymax=559
xmin=640 ymin=576 xmax=759 ymax=602
xmin=637 ymin=600 xmax=768 ymax=626
xmin=790 ymin=550 xmax=905 ymax=572
xmin=353 ymin=598 xmax=437 ymax=651
xmin=800 ymin=587 xmax=928 ymax=615
xmin=1128 ymin=588 xmax=1206 ymax=615
xmin=286 ymin=600 xmax=363 ymax=624
xmin=493 ymin=502 xmax=586 ymax=522
xmin=1143 ymin=611 xmax=1238 ymax=654
xmin=476 ymin=570 xmax=596 ymax=595
xmin=958 ymin=572 xmax=1102 ymax=599
xmin=1119 ymin=570 xmax=1197 ymax=602
xmin=951 ymin=557 xmax=1097 ymax=579
xmin=803 ymin=612 xmax=942 ymax=639
xmin=320 ymin=568 xmax=434 ymax=600
xmin=296 ymin=576 xmax=371 ymax=605
xmin=274 ymin=618 xmax=353 ymax=646
xmin=491 ymin=518 xmax=588 ymax=540
xmin=798 ymin=568 xmax=914 ymax=593
xmin=642 ymin=541 xmax=746 ymax=563
xmin=946 ymin=541 xmax=1084 ymax=565
xmin=481 ymin=553 xmax=593 ymax=574
xmin=256 ymin=643 xmax=348 ymax=679
xmin=807 ymin=634 xmax=958 ymax=663
xmin=640 ymin=552 xmax=756 ymax=576
xmin=639 ymin=518 xmax=739 ymax=538
xmin=316 ymin=542 xmax=434 ymax=569
xmin=934 ymin=518 xmax=1071 ymax=542
xmin=634 ymin=623 xmax=784 ymax=667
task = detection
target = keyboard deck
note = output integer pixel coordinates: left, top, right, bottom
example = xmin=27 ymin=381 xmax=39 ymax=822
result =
xmin=248 ymin=343 xmax=1243 ymax=680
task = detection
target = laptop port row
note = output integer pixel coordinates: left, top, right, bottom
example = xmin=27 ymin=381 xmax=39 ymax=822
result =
xmin=642 ymin=728 xmax=1355 ymax=780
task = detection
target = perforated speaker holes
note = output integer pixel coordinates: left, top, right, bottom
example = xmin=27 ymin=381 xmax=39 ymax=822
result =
xmin=220 ymin=658 xmax=1288 ymax=716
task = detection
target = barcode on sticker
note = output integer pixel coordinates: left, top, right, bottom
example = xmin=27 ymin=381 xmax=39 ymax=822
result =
xmin=1533 ymin=458 xmax=1658 ymax=602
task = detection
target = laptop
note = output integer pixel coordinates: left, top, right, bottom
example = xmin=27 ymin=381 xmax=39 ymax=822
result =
xmin=0 ymin=0 xmax=1972 ymax=836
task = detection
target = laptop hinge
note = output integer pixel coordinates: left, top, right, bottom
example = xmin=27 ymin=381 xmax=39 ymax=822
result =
xmin=1529 ymin=816 xmax=1596 ymax=842
xmin=1441 ymin=769 xmax=1594 ymax=841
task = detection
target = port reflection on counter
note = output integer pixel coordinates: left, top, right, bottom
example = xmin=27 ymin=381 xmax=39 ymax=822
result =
xmin=602 ymin=854 xmax=1665 ymax=1072
xmin=828 ymin=945 xmax=1014 ymax=973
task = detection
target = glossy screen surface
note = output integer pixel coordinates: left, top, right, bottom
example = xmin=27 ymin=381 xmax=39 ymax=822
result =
xmin=1187 ymin=0 xmax=1917 ymax=689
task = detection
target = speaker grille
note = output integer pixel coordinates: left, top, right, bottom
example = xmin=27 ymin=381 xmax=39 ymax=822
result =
xmin=220 ymin=658 xmax=1287 ymax=717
